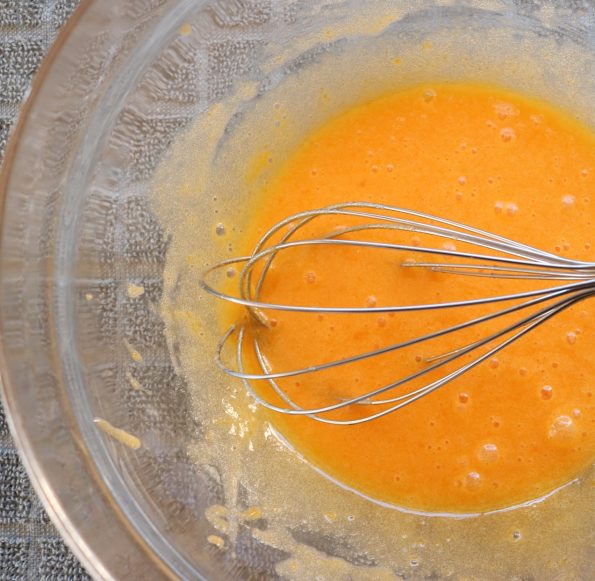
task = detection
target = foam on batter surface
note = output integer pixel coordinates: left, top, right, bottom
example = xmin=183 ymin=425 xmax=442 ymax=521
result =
xmin=226 ymin=84 xmax=595 ymax=514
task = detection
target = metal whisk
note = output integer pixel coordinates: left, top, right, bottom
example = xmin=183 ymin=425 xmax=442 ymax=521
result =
xmin=201 ymin=202 xmax=595 ymax=425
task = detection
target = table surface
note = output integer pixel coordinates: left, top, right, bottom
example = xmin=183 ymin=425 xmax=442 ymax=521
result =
xmin=0 ymin=1 xmax=91 ymax=579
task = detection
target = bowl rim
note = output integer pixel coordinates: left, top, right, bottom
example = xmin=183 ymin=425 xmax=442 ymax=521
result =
xmin=0 ymin=2 xmax=176 ymax=579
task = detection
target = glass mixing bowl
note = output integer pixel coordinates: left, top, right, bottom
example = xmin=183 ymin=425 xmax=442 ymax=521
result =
xmin=1 ymin=1 xmax=594 ymax=579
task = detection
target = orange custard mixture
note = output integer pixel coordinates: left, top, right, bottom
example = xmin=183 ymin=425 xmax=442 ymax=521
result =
xmin=229 ymin=84 xmax=595 ymax=514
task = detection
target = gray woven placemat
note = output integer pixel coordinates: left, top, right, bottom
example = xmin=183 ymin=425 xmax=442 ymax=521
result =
xmin=0 ymin=1 xmax=91 ymax=579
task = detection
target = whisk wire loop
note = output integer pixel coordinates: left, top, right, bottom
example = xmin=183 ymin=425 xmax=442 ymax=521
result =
xmin=202 ymin=203 xmax=595 ymax=424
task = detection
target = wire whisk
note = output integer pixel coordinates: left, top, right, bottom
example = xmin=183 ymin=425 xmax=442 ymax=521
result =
xmin=201 ymin=202 xmax=595 ymax=425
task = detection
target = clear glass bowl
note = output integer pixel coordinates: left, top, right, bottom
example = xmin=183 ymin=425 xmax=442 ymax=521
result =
xmin=0 ymin=1 xmax=594 ymax=579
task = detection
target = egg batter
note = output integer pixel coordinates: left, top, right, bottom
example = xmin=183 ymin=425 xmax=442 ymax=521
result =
xmin=224 ymin=84 xmax=595 ymax=514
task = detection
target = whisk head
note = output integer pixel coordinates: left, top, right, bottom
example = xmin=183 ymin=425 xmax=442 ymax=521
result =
xmin=201 ymin=202 xmax=595 ymax=425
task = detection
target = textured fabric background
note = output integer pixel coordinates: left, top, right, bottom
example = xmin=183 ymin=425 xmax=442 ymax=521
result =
xmin=0 ymin=1 xmax=91 ymax=579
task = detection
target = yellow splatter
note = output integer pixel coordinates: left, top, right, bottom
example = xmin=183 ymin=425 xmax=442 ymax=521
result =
xmin=124 ymin=340 xmax=143 ymax=363
xmin=323 ymin=511 xmax=338 ymax=524
xmin=125 ymin=371 xmax=143 ymax=391
xmin=205 ymin=504 xmax=229 ymax=534
xmin=127 ymin=283 xmax=145 ymax=299
xmin=207 ymin=535 xmax=225 ymax=549
xmin=241 ymin=506 xmax=263 ymax=522
xmin=94 ymin=418 xmax=141 ymax=450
